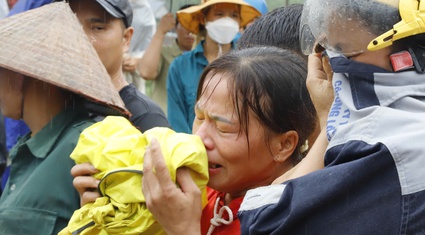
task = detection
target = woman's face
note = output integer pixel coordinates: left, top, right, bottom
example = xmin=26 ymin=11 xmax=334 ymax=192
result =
xmin=193 ymin=72 xmax=282 ymax=198
xmin=204 ymin=3 xmax=241 ymax=24
xmin=0 ymin=68 xmax=24 ymax=119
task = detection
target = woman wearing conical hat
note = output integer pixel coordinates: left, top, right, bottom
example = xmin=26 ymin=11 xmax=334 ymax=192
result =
xmin=167 ymin=0 xmax=261 ymax=134
xmin=0 ymin=2 xmax=127 ymax=234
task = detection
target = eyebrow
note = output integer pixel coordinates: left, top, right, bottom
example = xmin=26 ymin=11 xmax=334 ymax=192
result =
xmin=195 ymin=103 xmax=235 ymax=125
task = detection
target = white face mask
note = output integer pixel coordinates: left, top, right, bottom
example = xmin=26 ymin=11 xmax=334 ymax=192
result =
xmin=205 ymin=17 xmax=240 ymax=45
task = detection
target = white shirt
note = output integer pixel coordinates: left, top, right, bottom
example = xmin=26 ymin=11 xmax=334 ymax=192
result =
xmin=0 ymin=0 xmax=9 ymax=19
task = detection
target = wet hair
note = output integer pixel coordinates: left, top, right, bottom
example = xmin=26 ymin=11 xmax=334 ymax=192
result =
xmin=196 ymin=47 xmax=316 ymax=163
xmin=338 ymin=0 xmax=400 ymax=37
xmin=238 ymin=4 xmax=304 ymax=58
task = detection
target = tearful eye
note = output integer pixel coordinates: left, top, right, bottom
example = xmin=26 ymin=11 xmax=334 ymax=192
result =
xmin=195 ymin=116 xmax=204 ymax=121
xmin=92 ymin=26 xmax=104 ymax=31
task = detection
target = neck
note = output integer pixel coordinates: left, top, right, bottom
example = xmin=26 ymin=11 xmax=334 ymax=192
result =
xmin=203 ymin=36 xmax=232 ymax=63
xmin=224 ymin=193 xmax=236 ymax=205
xmin=224 ymin=163 xmax=293 ymax=205
xmin=176 ymin=39 xmax=190 ymax=52
xmin=22 ymin=79 xmax=69 ymax=136
xmin=110 ymin=66 xmax=129 ymax=92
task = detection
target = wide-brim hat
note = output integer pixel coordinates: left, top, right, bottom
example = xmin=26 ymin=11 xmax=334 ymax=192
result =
xmin=0 ymin=2 xmax=128 ymax=116
xmin=177 ymin=0 xmax=261 ymax=34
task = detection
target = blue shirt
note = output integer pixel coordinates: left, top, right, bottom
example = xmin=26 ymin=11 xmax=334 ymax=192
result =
xmin=8 ymin=0 xmax=52 ymax=16
xmin=167 ymin=41 xmax=209 ymax=134
xmin=4 ymin=118 xmax=29 ymax=152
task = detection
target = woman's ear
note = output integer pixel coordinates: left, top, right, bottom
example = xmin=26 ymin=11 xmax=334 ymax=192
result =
xmin=273 ymin=130 xmax=298 ymax=163
xmin=122 ymin=26 xmax=134 ymax=54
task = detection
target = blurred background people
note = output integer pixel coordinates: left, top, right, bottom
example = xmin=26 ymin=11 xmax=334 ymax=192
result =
xmin=0 ymin=0 xmax=8 ymax=18
xmin=138 ymin=4 xmax=195 ymax=114
xmin=233 ymin=0 xmax=268 ymax=42
xmin=167 ymin=0 xmax=260 ymax=133
xmin=122 ymin=0 xmax=156 ymax=94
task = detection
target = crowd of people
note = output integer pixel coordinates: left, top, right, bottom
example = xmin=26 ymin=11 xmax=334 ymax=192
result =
xmin=0 ymin=0 xmax=425 ymax=234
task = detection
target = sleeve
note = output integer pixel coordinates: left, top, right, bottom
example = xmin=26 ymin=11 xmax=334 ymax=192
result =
xmin=128 ymin=0 xmax=156 ymax=56
xmin=238 ymin=184 xmax=289 ymax=235
xmin=120 ymin=84 xmax=170 ymax=132
xmin=238 ymin=142 xmax=402 ymax=234
xmin=167 ymin=58 xmax=192 ymax=133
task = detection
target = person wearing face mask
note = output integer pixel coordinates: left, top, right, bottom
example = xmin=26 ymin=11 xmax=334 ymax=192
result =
xmin=137 ymin=4 xmax=196 ymax=115
xmin=166 ymin=0 xmax=260 ymax=134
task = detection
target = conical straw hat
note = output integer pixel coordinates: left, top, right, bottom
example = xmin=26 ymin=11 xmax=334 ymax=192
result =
xmin=0 ymin=2 xmax=128 ymax=115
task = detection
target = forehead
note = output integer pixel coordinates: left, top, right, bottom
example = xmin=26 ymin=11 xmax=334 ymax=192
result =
xmin=198 ymin=71 xmax=233 ymax=108
xmin=69 ymin=0 xmax=113 ymax=21
xmin=201 ymin=72 xmax=229 ymax=95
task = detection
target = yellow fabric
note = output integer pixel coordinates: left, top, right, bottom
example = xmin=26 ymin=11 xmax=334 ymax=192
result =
xmin=59 ymin=116 xmax=209 ymax=235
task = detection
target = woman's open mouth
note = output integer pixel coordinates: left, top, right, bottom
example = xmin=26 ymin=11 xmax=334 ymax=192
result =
xmin=208 ymin=163 xmax=223 ymax=175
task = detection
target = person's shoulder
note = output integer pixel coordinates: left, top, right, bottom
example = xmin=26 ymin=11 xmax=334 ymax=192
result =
xmin=66 ymin=111 xmax=96 ymax=133
xmin=175 ymin=49 xmax=196 ymax=61
xmin=169 ymin=49 xmax=199 ymax=70
xmin=71 ymin=118 xmax=95 ymax=132
xmin=120 ymin=84 xmax=164 ymax=111
xmin=162 ymin=43 xmax=183 ymax=58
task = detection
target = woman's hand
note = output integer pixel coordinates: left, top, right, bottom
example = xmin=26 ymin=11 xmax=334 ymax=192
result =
xmin=306 ymin=53 xmax=334 ymax=129
xmin=142 ymin=138 xmax=202 ymax=235
xmin=71 ymin=162 xmax=100 ymax=207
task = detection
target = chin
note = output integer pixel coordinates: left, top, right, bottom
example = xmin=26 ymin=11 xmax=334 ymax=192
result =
xmin=1 ymin=110 xmax=21 ymax=120
xmin=207 ymin=179 xmax=221 ymax=190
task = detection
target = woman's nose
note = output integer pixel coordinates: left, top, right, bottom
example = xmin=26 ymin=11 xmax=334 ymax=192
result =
xmin=194 ymin=123 xmax=213 ymax=150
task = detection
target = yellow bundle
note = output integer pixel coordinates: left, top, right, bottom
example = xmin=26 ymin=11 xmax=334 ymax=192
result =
xmin=59 ymin=116 xmax=209 ymax=235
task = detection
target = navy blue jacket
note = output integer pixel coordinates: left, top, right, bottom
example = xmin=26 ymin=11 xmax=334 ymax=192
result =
xmin=238 ymin=59 xmax=425 ymax=234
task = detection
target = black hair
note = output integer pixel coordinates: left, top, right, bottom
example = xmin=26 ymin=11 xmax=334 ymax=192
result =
xmin=196 ymin=47 xmax=316 ymax=163
xmin=179 ymin=4 xmax=195 ymax=11
xmin=237 ymin=4 xmax=304 ymax=57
